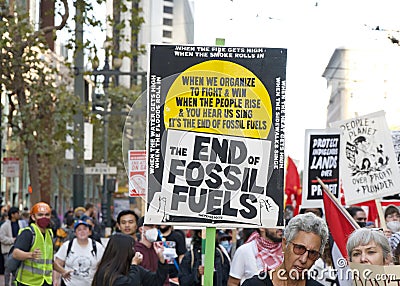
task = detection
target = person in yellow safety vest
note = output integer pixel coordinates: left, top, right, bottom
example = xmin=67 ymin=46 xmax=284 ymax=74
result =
xmin=12 ymin=202 xmax=63 ymax=286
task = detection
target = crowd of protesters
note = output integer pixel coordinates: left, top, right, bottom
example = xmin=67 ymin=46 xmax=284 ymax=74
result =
xmin=2 ymin=202 xmax=400 ymax=286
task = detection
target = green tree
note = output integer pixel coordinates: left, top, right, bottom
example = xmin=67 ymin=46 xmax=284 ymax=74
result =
xmin=0 ymin=0 xmax=79 ymax=203
xmin=89 ymin=0 xmax=145 ymax=192
xmin=1 ymin=0 xmax=145 ymax=204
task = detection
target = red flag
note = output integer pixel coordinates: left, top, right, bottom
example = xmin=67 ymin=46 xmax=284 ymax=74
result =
xmin=321 ymin=178 xmax=359 ymax=286
xmin=285 ymin=157 xmax=301 ymax=214
xmin=354 ymin=200 xmax=378 ymax=224
xmin=322 ymin=180 xmax=359 ymax=257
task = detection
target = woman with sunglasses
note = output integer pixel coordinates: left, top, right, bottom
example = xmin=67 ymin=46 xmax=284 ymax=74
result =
xmin=242 ymin=213 xmax=329 ymax=286
xmin=91 ymin=233 xmax=168 ymax=286
xmin=346 ymin=228 xmax=391 ymax=265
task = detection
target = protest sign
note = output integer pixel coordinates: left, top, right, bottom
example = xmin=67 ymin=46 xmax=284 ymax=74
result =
xmin=3 ymin=157 xmax=19 ymax=177
xmin=128 ymin=150 xmax=146 ymax=197
xmin=393 ymin=131 xmax=400 ymax=170
xmin=145 ymin=44 xmax=287 ymax=227
xmin=349 ymin=262 xmax=400 ymax=286
xmin=330 ymin=111 xmax=400 ymax=205
xmin=302 ymin=129 xmax=341 ymax=208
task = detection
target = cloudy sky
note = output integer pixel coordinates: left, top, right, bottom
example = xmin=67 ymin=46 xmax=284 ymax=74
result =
xmin=192 ymin=0 xmax=400 ymax=168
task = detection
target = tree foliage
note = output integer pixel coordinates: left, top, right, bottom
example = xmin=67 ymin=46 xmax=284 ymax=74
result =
xmin=0 ymin=0 xmax=80 ymax=203
xmin=1 ymin=0 xmax=145 ymax=205
xmin=91 ymin=84 xmax=143 ymax=188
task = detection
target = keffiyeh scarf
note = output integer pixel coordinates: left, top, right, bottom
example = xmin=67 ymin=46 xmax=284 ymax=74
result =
xmin=246 ymin=231 xmax=283 ymax=270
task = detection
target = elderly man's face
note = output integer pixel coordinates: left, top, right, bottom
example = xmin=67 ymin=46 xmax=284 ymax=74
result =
xmin=282 ymin=231 xmax=321 ymax=280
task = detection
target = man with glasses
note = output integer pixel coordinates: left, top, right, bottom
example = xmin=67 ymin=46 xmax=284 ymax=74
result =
xmin=242 ymin=213 xmax=328 ymax=286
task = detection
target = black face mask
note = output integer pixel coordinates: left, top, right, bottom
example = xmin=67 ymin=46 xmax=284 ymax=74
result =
xmin=357 ymin=221 xmax=366 ymax=228
xmin=159 ymin=225 xmax=171 ymax=233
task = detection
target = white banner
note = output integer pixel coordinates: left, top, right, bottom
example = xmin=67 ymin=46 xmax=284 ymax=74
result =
xmin=128 ymin=150 xmax=146 ymax=197
xmin=392 ymin=130 xmax=400 ymax=170
xmin=145 ymin=129 xmax=279 ymax=227
xmin=349 ymin=263 xmax=400 ymax=286
xmin=330 ymin=111 xmax=400 ymax=205
xmin=3 ymin=157 xmax=20 ymax=177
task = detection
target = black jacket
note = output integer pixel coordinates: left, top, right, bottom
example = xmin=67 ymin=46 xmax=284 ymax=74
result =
xmin=94 ymin=261 xmax=169 ymax=286
xmin=178 ymin=244 xmax=230 ymax=286
xmin=242 ymin=271 xmax=324 ymax=286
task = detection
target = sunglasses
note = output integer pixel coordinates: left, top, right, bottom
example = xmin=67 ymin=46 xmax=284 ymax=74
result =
xmin=290 ymin=242 xmax=321 ymax=261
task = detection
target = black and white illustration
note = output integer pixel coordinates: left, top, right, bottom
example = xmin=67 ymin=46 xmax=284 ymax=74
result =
xmin=330 ymin=111 xmax=400 ymax=205
xmin=392 ymin=131 xmax=400 ymax=170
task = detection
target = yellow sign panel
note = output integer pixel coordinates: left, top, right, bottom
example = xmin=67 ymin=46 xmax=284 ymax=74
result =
xmin=164 ymin=60 xmax=272 ymax=139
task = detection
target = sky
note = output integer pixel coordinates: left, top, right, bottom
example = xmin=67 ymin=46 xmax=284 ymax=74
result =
xmin=58 ymin=0 xmax=400 ymax=170
xmin=192 ymin=0 xmax=400 ymax=169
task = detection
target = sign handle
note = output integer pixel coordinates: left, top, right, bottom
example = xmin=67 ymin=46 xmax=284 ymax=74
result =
xmin=203 ymin=227 xmax=216 ymax=286
xmin=375 ymin=198 xmax=387 ymax=229
xmin=202 ymin=37 xmax=225 ymax=286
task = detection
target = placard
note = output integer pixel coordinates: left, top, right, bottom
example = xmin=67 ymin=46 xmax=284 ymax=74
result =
xmin=330 ymin=111 xmax=400 ymax=205
xmin=145 ymin=44 xmax=287 ymax=227
xmin=302 ymin=129 xmax=341 ymax=208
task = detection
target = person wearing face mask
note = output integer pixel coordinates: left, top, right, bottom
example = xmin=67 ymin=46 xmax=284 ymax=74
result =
xmin=134 ymin=216 xmax=169 ymax=285
xmin=158 ymin=224 xmax=187 ymax=282
xmin=218 ymin=231 xmax=233 ymax=257
xmin=346 ymin=206 xmax=367 ymax=228
xmin=179 ymin=229 xmax=230 ymax=286
xmin=12 ymin=202 xmax=56 ymax=286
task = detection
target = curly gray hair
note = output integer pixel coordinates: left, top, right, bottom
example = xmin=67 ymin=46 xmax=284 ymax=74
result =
xmin=284 ymin=212 xmax=329 ymax=254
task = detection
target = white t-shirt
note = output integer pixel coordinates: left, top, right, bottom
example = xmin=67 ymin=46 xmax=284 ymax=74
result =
xmin=55 ymin=238 xmax=104 ymax=286
xmin=229 ymin=240 xmax=263 ymax=284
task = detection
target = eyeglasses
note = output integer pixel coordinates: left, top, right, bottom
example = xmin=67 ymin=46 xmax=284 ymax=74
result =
xmin=289 ymin=242 xmax=321 ymax=261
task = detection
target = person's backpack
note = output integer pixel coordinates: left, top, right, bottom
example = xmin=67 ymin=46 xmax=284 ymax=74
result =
xmin=65 ymin=237 xmax=97 ymax=258
xmin=5 ymin=226 xmax=35 ymax=273
xmin=53 ymin=227 xmax=70 ymax=252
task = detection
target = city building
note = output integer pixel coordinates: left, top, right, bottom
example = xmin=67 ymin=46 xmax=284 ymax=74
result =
xmin=323 ymin=31 xmax=400 ymax=130
xmin=138 ymin=0 xmax=194 ymax=71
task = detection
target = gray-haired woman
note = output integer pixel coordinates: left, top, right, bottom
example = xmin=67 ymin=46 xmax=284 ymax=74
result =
xmin=242 ymin=213 xmax=329 ymax=286
xmin=346 ymin=228 xmax=391 ymax=265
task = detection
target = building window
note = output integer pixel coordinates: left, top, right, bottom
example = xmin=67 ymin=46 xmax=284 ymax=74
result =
xmin=164 ymin=6 xmax=173 ymax=14
xmin=163 ymin=30 xmax=172 ymax=38
xmin=163 ymin=18 xmax=173 ymax=26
